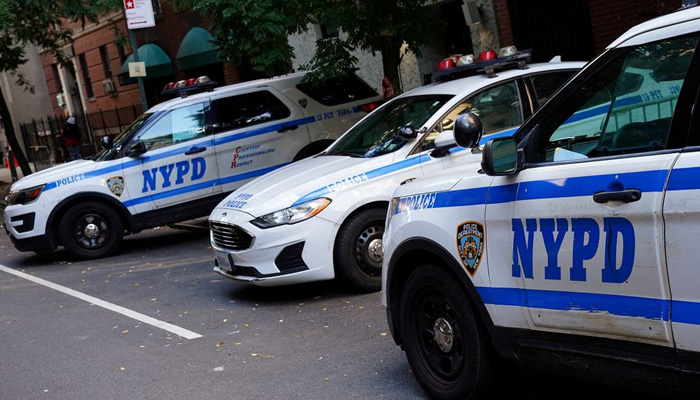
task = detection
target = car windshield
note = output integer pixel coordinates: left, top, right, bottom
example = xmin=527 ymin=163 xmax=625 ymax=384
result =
xmin=94 ymin=112 xmax=156 ymax=161
xmin=326 ymin=95 xmax=453 ymax=158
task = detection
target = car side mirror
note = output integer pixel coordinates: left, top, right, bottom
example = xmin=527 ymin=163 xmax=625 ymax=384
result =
xmin=430 ymin=130 xmax=456 ymax=158
xmin=398 ymin=125 xmax=417 ymax=139
xmin=454 ymin=112 xmax=483 ymax=149
xmin=481 ymin=137 xmax=521 ymax=176
xmin=101 ymin=136 xmax=113 ymax=150
xmin=126 ymin=141 xmax=147 ymax=157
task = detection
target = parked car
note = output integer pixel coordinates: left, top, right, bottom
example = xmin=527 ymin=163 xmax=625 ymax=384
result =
xmin=382 ymin=6 xmax=700 ymax=399
xmin=3 ymin=72 xmax=380 ymax=259
xmin=209 ymin=52 xmax=583 ymax=292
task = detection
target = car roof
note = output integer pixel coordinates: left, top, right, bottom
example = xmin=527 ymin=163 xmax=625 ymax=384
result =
xmin=401 ymin=61 xmax=585 ymax=98
xmin=146 ymin=71 xmax=307 ymax=113
xmin=608 ymin=6 xmax=700 ymax=48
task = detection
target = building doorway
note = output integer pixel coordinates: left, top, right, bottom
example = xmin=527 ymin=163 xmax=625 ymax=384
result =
xmin=507 ymin=0 xmax=595 ymax=62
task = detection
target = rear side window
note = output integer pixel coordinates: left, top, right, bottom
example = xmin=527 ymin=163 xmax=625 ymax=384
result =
xmin=297 ymin=75 xmax=378 ymax=106
xmin=211 ymin=91 xmax=291 ymax=133
xmin=531 ymin=71 xmax=577 ymax=105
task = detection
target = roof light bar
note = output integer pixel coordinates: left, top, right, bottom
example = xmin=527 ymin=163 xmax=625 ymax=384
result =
xmin=161 ymin=76 xmax=217 ymax=98
xmin=432 ymin=47 xmax=532 ymax=82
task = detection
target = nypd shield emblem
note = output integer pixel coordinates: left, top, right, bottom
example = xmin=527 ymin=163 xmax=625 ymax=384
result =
xmin=107 ymin=176 xmax=125 ymax=197
xmin=456 ymin=221 xmax=485 ymax=276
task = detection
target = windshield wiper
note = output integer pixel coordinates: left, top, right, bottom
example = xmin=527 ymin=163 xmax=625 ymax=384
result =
xmin=329 ymin=151 xmax=367 ymax=158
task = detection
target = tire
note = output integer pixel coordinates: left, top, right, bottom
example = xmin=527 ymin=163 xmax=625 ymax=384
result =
xmin=58 ymin=201 xmax=123 ymax=260
xmin=399 ymin=265 xmax=495 ymax=400
xmin=333 ymin=208 xmax=385 ymax=292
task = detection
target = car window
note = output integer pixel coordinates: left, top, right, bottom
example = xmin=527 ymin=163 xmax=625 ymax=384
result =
xmin=210 ymin=91 xmax=291 ymax=133
xmin=297 ymin=75 xmax=378 ymax=106
xmin=531 ymin=71 xmax=577 ymax=104
xmin=534 ymin=34 xmax=699 ymax=163
xmin=419 ymin=81 xmax=522 ymax=152
xmin=327 ymin=95 xmax=452 ymax=158
xmin=138 ymin=103 xmax=208 ymax=151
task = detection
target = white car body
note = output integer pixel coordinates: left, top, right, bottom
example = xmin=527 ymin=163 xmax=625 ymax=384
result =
xmin=382 ymin=7 xmax=700 ymax=398
xmin=209 ymin=60 xmax=584 ymax=291
xmin=4 ymin=72 xmax=380 ymax=259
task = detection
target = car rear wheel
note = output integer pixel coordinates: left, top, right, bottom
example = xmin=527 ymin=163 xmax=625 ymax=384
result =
xmin=59 ymin=201 xmax=123 ymax=260
xmin=333 ymin=208 xmax=385 ymax=292
xmin=399 ymin=265 xmax=495 ymax=400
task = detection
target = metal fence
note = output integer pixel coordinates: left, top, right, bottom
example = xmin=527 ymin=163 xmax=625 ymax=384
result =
xmin=18 ymin=104 xmax=143 ymax=171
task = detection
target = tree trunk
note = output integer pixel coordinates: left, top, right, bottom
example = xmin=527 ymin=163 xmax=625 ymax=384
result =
xmin=0 ymin=86 xmax=33 ymax=176
xmin=379 ymin=35 xmax=403 ymax=97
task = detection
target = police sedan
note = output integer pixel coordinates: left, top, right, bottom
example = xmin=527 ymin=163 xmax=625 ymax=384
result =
xmin=209 ymin=53 xmax=583 ymax=292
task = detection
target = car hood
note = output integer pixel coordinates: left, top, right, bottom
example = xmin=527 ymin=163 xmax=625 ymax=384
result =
xmin=215 ymin=154 xmax=394 ymax=217
xmin=9 ymin=159 xmax=99 ymax=191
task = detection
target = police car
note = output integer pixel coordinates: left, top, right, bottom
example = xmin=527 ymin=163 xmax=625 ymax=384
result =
xmin=208 ymin=53 xmax=583 ymax=292
xmin=382 ymin=7 xmax=700 ymax=399
xmin=3 ymin=72 xmax=380 ymax=259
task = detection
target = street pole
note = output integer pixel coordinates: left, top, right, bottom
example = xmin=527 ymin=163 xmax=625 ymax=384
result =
xmin=128 ymin=29 xmax=149 ymax=112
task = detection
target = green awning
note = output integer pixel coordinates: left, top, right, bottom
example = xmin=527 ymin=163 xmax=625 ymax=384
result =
xmin=176 ymin=27 xmax=222 ymax=70
xmin=117 ymin=43 xmax=175 ymax=85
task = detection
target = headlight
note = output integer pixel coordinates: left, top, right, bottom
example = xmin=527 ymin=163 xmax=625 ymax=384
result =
xmin=251 ymin=198 xmax=331 ymax=229
xmin=6 ymin=185 xmax=45 ymax=205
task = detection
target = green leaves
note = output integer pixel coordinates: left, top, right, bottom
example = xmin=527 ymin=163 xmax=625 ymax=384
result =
xmin=176 ymin=0 xmax=436 ymax=93
xmin=0 ymin=0 xmax=121 ymax=79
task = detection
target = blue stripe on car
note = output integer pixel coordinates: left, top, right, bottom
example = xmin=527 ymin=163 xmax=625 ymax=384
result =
xmin=43 ymin=116 xmax=315 ymax=194
xmin=395 ymin=168 xmax=680 ymax=215
xmin=476 ymin=287 xmax=670 ymax=321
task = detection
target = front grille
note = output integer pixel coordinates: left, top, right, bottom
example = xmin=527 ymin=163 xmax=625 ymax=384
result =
xmin=210 ymin=222 xmax=254 ymax=250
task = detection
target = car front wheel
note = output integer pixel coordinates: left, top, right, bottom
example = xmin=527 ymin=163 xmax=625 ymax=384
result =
xmin=59 ymin=201 xmax=123 ymax=260
xmin=399 ymin=265 xmax=495 ymax=400
xmin=333 ymin=208 xmax=385 ymax=292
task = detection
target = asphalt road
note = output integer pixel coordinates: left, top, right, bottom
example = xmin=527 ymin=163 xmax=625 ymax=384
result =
xmin=0 ymin=218 xmax=672 ymax=400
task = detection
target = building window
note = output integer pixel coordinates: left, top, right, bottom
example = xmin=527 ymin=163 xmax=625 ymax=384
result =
xmin=51 ymin=64 xmax=63 ymax=93
xmin=116 ymin=43 xmax=127 ymax=64
xmin=78 ymin=53 xmax=94 ymax=99
xmin=99 ymin=45 xmax=112 ymax=79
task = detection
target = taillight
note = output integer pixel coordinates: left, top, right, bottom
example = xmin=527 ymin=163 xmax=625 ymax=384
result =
xmin=360 ymin=101 xmax=382 ymax=113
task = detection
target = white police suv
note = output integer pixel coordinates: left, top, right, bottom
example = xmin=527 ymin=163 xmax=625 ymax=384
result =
xmin=382 ymin=7 xmax=700 ymax=399
xmin=208 ymin=53 xmax=583 ymax=292
xmin=3 ymin=72 xmax=380 ymax=259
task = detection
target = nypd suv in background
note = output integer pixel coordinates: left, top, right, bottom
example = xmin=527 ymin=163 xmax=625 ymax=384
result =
xmin=383 ymin=7 xmax=700 ymax=399
xmin=209 ymin=53 xmax=583 ymax=292
xmin=4 ymin=72 xmax=379 ymax=259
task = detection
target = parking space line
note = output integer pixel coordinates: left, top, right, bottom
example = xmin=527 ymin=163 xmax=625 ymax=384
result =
xmin=0 ymin=264 xmax=202 ymax=340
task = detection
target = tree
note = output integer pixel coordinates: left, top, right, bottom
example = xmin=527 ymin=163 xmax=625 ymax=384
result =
xmin=173 ymin=0 xmax=437 ymax=95
xmin=0 ymin=0 xmax=119 ymax=176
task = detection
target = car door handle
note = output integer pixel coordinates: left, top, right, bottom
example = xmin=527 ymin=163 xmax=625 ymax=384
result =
xmin=277 ymin=125 xmax=299 ymax=133
xmin=185 ymin=146 xmax=207 ymax=155
xmin=593 ymin=189 xmax=641 ymax=203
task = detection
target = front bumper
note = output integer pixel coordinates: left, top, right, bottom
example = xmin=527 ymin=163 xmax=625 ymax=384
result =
xmin=4 ymin=205 xmax=54 ymax=252
xmin=209 ymin=208 xmax=338 ymax=286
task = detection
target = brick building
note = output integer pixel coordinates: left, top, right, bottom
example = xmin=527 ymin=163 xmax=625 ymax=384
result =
xmin=36 ymin=0 xmax=689 ymax=146
xmin=43 ymin=3 xmax=241 ymax=142
xmin=492 ymin=0 xmax=682 ymax=62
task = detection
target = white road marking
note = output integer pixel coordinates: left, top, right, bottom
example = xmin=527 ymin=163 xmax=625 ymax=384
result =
xmin=0 ymin=264 xmax=202 ymax=340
